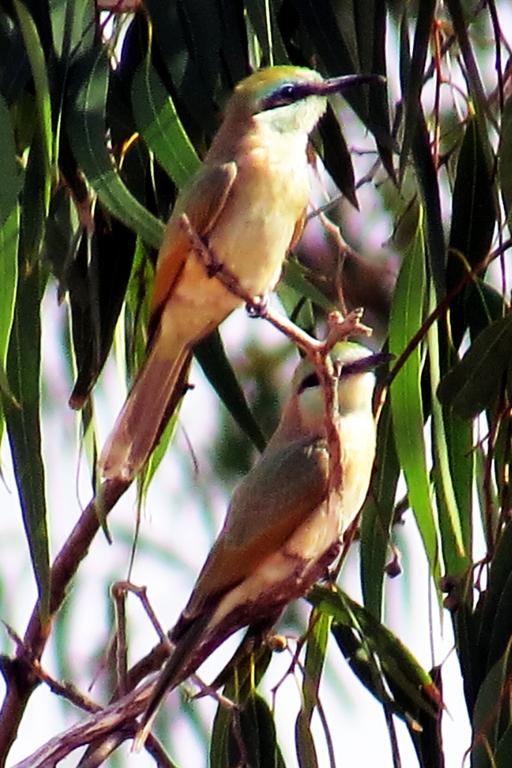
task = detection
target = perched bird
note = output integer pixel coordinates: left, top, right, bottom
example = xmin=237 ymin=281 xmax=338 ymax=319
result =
xmin=100 ymin=66 xmax=380 ymax=483
xmin=135 ymin=342 xmax=385 ymax=747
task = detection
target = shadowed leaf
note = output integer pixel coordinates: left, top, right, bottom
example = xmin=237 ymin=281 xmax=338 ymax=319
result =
xmin=3 ymin=258 xmax=49 ymax=615
xmin=67 ymin=42 xmax=163 ymax=248
xmin=437 ymin=315 xmax=512 ymax=419
xmin=360 ymin=399 xmax=399 ymax=618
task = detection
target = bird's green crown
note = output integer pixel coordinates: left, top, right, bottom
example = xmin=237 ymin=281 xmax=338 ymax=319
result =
xmin=233 ymin=66 xmax=324 ymax=115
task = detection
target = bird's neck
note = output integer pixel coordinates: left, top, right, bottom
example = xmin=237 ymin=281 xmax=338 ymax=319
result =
xmin=205 ymin=113 xmax=310 ymax=168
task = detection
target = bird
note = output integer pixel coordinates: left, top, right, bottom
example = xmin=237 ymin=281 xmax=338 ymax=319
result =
xmin=99 ymin=65 xmax=381 ymax=483
xmin=134 ymin=341 xmax=386 ymax=748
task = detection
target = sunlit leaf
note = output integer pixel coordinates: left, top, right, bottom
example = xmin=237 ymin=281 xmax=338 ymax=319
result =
xmin=389 ymin=209 xmax=440 ymax=585
xmin=295 ymin=609 xmax=331 ymax=768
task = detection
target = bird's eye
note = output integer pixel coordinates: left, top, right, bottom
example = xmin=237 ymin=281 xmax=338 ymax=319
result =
xmin=298 ymin=371 xmax=320 ymax=393
xmin=276 ymin=83 xmax=296 ymax=101
xmin=261 ymin=83 xmax=299 ymax=111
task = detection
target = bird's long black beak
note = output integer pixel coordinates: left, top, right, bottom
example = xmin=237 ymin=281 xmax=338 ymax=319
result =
xmin=318 ymin=73 xmax=386 ymax=95
xmin=337 ymin=351 xmax=394 ymax=377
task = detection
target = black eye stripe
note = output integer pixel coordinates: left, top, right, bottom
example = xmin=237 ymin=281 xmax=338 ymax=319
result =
xmin=260 ymin=82 xmax=314 ymax=111
xmin=297 ymin=371 xmax=320 ymax=393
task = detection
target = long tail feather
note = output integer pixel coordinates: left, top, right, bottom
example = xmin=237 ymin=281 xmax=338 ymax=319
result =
xmin=99 ymin=340 xmax=191 ymax=483
xmin=134 ymin=613 xmax=211 ymax=751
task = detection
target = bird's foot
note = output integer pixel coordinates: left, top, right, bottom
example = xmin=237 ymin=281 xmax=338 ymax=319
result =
xmin=245 ymin=294 xmax=269 ymax=317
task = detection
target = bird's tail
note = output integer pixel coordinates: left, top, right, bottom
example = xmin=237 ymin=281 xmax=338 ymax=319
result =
xmin=134 ymin=612 xmax=212 ymax=751
xmin=99 ymin=339 xmax=191 ymax=483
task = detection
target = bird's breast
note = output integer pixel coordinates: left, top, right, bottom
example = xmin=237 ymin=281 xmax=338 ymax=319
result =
xmin=208 ymin=136 xmax=311 ymax=296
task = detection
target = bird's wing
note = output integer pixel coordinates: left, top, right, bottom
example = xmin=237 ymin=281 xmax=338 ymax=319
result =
xmin=289 ymin=206 xmax=307 ymax=251
xmin=178 ymin=436 xmax=330 ymax=625
xmin=150 ymin=162 xmax=238 ymax=320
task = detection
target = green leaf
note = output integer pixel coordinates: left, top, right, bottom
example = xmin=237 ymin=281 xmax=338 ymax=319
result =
xmin=245 ymin=0 xmax=289 ymax=65
xmin=295 ymin=610 xmax=331 ymax=768
xmin=131 ymin=60 xmax=200 ymax=189
xmin=20 ymin=130 xmax=51 ymax=264
xmin=49 ymin=0 xmax=94 ymax=59
xmin=67 ymin=212 xmax=137 ymax=409
xmin=195 ymin=330 xmax=267 ymax=452
xmin=389 ymin=209 xmax=440 ymax=585
xmin=295 ymin=710 xmax=319 ymax=768
xmin=317 ymin=103 xmax=357 ymax=208
xmin=233 ymin=693 xmax=285 ymax=768
xmin=495 ymin=725 xmax=512 ymax=768
xmin=291 ymin=0 xmax=357 ymax=76
xmin=360 ymin=399 xmax=399 ymax=618
xmin=412 ymin=113 xmax=446 ymax=299
xmin=427 ymin=285 xmax=468 ymax=575
xmin=445 ymin=0 xmax=494 ymax=147
xmin=13 ymin=0 xmax=53 ymax=179
xmin=447 ymin=117 xmax=496 ymax=347
xmin=471 ymin=638 xmax=512 ymax=768
xmin=0 ymin=205 xmax=20 ymax=446
xmin=399 ymin=0 xmax=436 ymax=181
xmin=437 ymin=315 xmax=512 ymax=419
xmin=0 ymin=94 xmax=23 ymax=227
xmin=142 ymin=0 xmax=217 ymax=127
xmin=3 ymin=259 xmax=49 ymax=616
xmin=309 ymin=585 xmax=441 ymax=724
xmin=210 ymin=696 xmax=231 ymax=768
xmin=498 ymin=97 xmax=512 ymax=220
xmin=0 ymin=12 xmax=31 ymax=103
xmin=211 ymin=691 xmax=285 ymax=768
xmin=448 ymin=118 xmax=496 ymax=278
xmin=302 ymin=610 xmax=330 ymax=718
xmin=443 ymin=409 xmax=474 ymax=568
xmin=475 ymin=523 xmax=512 ymax=670
xmin=281 ymin=259 xmax=336 ymax=313
xmin=486 ymin=569 xmax=512 ymax=673
xmin=67 ymin=42 xmax=164 ymax=248
xmin=356 ymin=2 xmax=395 ymax=179
xmin=0 ymin=205 xmax=20 ymax=369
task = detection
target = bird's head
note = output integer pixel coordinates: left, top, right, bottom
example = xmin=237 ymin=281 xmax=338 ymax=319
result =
xmin=274 ymin=343 xmax=390 ymax=442
xmin=226 ymin=65 xmax=383 ymax=135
